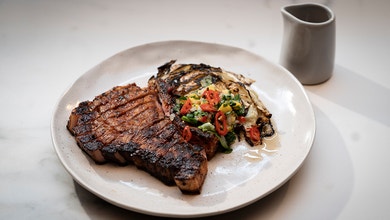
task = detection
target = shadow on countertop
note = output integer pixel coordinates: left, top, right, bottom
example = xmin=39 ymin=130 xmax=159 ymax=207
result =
xmin=305 ymin=64 xmax=390 ymax=127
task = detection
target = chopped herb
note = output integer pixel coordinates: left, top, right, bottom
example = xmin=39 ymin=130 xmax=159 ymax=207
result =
xmin=178 ymin=96 xmax=187 ymax=101
xmin=225 ymin=131 xmax=237 ymax=146
xmin=194 ymin=110 xmax=207 ymax=117
xmin=181 ymin=115 xmax=198 ymax=125
xmin=198 ymin=122 xmax=215 ymax=132
xmin=217 ymin=135 xmax=233 ymax=153
xmin=173 ymin=103 xmax=181 ymax=113
xmin=235 ymin=107 xmax=245 ymax=116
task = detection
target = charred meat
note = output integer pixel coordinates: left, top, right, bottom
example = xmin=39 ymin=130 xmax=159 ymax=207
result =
xmin=67 ymin=83 xmax=207 ymax=194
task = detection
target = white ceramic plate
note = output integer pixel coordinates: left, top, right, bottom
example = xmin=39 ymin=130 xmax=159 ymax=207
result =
xmin=51 ymin=41 xmax=315 ymax=218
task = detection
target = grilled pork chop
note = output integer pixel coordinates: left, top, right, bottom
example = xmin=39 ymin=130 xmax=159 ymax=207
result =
xmin=67 ymin=83 xmax=207 ymax=194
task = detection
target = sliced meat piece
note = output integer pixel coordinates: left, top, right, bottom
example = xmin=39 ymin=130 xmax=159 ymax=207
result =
xmin=67 ymin=83 xmax=207 ymax=194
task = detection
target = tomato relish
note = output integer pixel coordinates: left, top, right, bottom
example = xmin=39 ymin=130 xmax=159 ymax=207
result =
xmin=174 ymin=83 xmax=250 ymax=152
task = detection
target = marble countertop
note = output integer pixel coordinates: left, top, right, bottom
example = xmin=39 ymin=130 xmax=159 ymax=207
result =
xmin=1 ymin=0 xmax=389 ymax=219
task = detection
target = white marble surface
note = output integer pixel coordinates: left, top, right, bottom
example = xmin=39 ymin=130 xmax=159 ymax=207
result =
xmin=1 ymin=0 xmax=389 ymax=219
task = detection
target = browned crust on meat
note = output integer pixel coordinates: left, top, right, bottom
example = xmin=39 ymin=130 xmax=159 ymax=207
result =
xmin=67 ymin=83 xmax=207 ymax=194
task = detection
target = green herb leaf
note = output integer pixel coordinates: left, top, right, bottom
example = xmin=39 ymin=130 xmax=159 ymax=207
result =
xmin=217 ymin=135 xmax=233 ymax=153
xmin=181 ymin=115 xmax=198 ymax=125
xmin=225 ymin=131 xmax=237 ymax=146
xmin=173 ymin=104 xmax=181 ymax=113
xmin=198 ymin=122 xmax=215 ymax=132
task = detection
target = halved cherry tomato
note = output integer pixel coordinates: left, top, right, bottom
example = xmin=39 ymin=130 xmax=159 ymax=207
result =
xmin=180 ymin=98 xmax=192 ymax=115
xmin=249 ymin=126 xmax=261 ymax=143
xmin=183 ymin=125 xmax=192 ymax=142
xmin=215 ymin=111 xmax=228 ymax=136
xmin=200 ymin=103 xmax=216 ymax=112
xmin=202 ymin=89 xmax=220 ymax=106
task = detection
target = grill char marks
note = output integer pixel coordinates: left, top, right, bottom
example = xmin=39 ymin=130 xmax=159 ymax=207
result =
xmin=67 ymin=83 xmax=207 ymax=194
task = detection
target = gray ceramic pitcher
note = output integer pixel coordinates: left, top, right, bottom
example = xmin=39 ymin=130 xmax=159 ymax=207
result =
xmin=280 ymin=3 xmax=335 ymax=85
